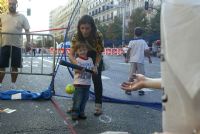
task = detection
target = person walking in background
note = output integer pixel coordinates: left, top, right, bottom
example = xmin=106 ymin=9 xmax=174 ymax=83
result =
xmin=69 ymin=15 xmax=104 ymax=116
xmin=152 ymin=41 xmax=158 ymax=57
xmin=125 ymin=27 xmax=152 ymax=95
xmin=0 ymin=0 xmax=30 ymax=89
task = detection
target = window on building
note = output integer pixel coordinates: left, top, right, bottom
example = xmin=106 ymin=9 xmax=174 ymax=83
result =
xmin=107 ymin=14 xmax=110 ymax=21
xmin=103 ymin=16 xmax=105 ymax=22
xmin=111 ymin=12 xmax=113 ymax=19
xmin=106 ymin=6 xmax=109 ymax=10
xmin=102 ymin=6 xmax=105 ymax=11
xmin=95 ymin=9 xmax=98 ymax=14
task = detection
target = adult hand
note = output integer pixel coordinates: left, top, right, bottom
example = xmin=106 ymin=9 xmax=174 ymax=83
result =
xmin=121 ymin=74 xmax=146 ymax=91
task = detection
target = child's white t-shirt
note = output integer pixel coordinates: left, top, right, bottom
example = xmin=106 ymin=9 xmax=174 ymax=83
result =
xmin=128 ymin=39 xmax=149 ymax=64
xmin=73 ymin=57 xmax=94 ymax=86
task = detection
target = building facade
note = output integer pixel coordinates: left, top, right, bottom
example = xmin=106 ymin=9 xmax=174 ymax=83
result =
xmin=49 ymin=0 xmax=84 ymax=41
xmin=49 ymin=0 xmax=161 ymax=41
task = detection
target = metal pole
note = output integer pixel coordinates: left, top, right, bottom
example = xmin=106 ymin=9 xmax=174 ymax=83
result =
xmin=122 ymin=5 xmax=125 ymax=45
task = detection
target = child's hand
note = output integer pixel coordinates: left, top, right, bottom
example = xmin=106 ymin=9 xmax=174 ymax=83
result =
xmin=74 ymin=68 xmax=85 ymax=73
xmin=74 ymin=69 xmax=82 ymax=73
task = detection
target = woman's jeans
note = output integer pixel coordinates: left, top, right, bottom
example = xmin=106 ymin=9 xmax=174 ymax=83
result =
xmin=92 ymin=59 xmax=103 ymax=105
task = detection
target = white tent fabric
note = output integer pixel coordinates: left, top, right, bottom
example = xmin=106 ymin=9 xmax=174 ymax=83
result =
xmin=161 ymin=0 xmax=200 ymax=133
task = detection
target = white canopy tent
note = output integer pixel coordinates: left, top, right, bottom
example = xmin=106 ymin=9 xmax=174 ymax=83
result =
xmin=161 ymin=0 xmax=200 ymax=133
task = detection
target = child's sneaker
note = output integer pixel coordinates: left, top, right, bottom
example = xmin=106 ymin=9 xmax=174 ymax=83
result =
xmin=125 ymin=91 xmax=132 ymax=95
xmin=138 ymin=90 xmax=145 ymax=96
xmin=71 ymin=114 xmax=79 ymax=121
xmin=79 ymin=114 xmax=87 ymax=120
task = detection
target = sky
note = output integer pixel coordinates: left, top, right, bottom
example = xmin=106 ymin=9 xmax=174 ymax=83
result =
xmin=17 ymin=0 xmax=68 ymax=32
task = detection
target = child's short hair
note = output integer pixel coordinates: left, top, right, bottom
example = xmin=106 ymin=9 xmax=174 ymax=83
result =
xmin=134 ymin=27 xmax=143 ymax=37
xmin=75 ymin=41 xmax=87 ymax=51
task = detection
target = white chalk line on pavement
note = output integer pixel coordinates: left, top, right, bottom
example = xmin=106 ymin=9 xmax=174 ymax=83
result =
xmin=118 ymin=62 xmax=130 ymax=65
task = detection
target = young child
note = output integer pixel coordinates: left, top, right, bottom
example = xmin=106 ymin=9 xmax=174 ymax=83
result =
xmin=71 ymin=42 xmax=96 ymax=120
xmin=125 ymin=27 xmax=152 ymax=95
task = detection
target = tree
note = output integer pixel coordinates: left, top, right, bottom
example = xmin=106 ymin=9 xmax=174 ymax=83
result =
xmin=106 ymin=16 xmax=122 ymax=40
xmin=0 ymin=0 xmax=8 ymax=14
xmin=95 ymin=19 xmax=109 ymax=40
xmin=127 ymin=8 xmax=149 ymax=38
xmin=149 ymin=7 xmax=161 ymax=34
xmin=95 ymin=17 xmax=122 ymax=41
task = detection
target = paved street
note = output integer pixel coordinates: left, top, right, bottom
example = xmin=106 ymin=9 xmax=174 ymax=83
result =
xmin=0 ymin=55 xmax=162 ymax=134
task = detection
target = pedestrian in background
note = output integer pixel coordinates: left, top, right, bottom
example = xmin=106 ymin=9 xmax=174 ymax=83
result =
xmin=125 ymin=27 xmax=152 ymax=95
xmin=0 ymin=0 xmax=30 ymax=89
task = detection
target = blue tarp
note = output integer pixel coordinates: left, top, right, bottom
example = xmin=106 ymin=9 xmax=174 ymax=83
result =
xmin=0 ymin=88 xmax=52 ymax=100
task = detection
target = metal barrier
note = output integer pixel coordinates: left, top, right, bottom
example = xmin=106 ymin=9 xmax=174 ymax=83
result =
xmin=0 ymin=32 xmax=56 ymax=76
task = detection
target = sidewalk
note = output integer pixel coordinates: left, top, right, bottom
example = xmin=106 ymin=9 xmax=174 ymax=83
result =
xmin=0 ymin=56 xmax=162 ymax=134
xmin=0 ymin=97 xmax=162 ymax=134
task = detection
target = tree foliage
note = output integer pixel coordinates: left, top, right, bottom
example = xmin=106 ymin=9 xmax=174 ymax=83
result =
xmin=95 ymin=19 xmax=109 ymax=40
xmin=0 ymin=0 xmax=8 ymax=14
xmin=96 ymin=16 xmax=122 ymax=41
xmin=149 ymin=7 xmax=161 ymax=34
xmin=106 ymin=17 xmax=122 ymax=40
xmin=127 ymin=8 xmax=149 ymax=38
xmin=95 ymin=7 xmax=160 ymax=46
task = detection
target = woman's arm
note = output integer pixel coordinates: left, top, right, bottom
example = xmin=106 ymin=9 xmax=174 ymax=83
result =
xmin=121 ymin=74 xmax=162 ymax=91
xmin=143 ymin=78 xmax=161 ymax=89
xmin=69 ymin=47 xmax=78 ymax=65
xmin=95 ymin=31 xmax=104 ymax=67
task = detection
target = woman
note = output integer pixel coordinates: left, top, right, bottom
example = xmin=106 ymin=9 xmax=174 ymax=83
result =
xmin=69 ymin=15 xmax=104 ymax=116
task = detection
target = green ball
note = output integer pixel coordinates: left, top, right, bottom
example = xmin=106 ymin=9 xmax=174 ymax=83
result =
xmin=65 ymin=84 xmax=75 ymax=94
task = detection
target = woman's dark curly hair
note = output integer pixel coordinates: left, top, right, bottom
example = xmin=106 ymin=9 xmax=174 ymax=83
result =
xmin=77 ymin=15 xmax=97 ymax=41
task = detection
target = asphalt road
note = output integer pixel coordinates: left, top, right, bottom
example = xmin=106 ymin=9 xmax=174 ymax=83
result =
xmin=0 ymin=55 xmax=162 ymax=134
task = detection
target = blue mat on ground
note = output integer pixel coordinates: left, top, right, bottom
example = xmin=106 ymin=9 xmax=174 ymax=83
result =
xmin=54 ymin=89 xmax=162 ymax=111
xmin=0 ymin=88 xmax=52 ymax=100
xmin=89 ymin=90 xmax=162 ymax=111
